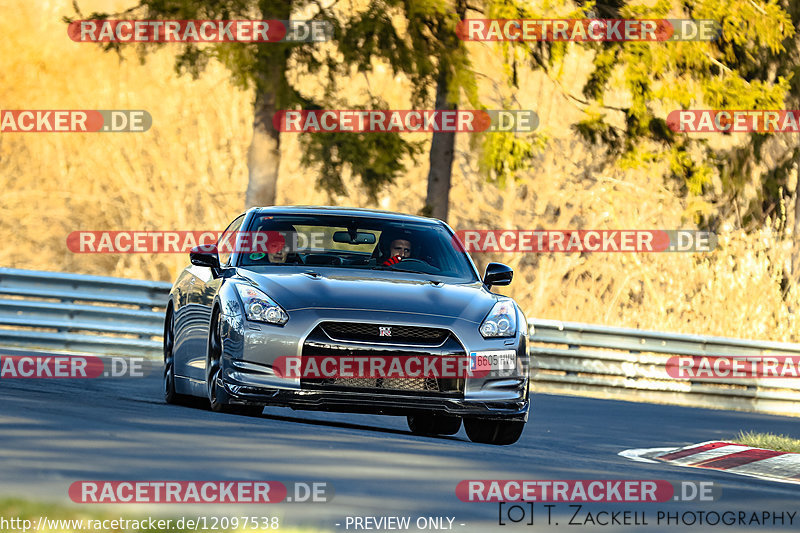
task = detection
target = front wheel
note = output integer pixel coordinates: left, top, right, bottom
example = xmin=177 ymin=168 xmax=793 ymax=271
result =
xmin=206 ymin=309 xmax=263 ymax=417
xmin=464 ymin=418 xmax=525 ymax=445
xmin=407 ymin=413 xmax=462 ymax=436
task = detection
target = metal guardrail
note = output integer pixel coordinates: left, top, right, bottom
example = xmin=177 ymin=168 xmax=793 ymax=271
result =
xmin=0 ymin=267 xmax=170 ymax=356
xmin=529 ymin=318 xmax=800 ymax=417
xmin=1 ymin=267 xmax=799 ymax=417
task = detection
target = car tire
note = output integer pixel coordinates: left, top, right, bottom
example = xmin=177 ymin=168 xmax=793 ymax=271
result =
xmin=407 ymin=413 xmax=462 ymax=436
xmin=464 ymin=418 xmax=525 ymax=445
xmin=206 ymin=308 xmax=263 ymax=417
xmin=164 ymin=306 xmax=201 ymax=407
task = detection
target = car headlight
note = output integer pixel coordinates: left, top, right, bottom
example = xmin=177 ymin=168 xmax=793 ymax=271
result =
xmin=235 ymin=284 xmax=289 ymax=325
xmin=480 ymin=300 xmax=517 ymax=338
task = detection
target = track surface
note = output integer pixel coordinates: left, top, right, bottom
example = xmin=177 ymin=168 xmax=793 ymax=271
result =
xmin=2 ymin=365 xmax=800 ymax=532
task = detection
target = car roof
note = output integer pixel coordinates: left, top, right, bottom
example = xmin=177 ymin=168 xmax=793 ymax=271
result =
xmin=252 ymin=206 xmax=442 ymax=225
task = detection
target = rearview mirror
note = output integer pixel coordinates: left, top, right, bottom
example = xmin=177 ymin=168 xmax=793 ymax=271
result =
xmin=484 ymin=262 xmax=513 ymax=289
xmin=332 ymin=231 xmax=376 ymax=244
xmin=190 ymin=244 xmax=220 ymax=269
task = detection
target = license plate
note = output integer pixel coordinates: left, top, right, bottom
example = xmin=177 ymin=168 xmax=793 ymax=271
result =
xmin=470 ymin=350 xmax=516 ymax=372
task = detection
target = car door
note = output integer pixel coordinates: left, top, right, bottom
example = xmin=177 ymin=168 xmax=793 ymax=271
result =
xmin=174 ymin=214 xmax=245 ymax=382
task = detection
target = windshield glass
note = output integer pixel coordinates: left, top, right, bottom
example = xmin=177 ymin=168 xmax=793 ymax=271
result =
xmin=237 ymin=213 xmax=478 ymax=282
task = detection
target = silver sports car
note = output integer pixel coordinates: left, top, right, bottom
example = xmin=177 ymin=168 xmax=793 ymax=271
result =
xmin=164 ymin=206 xmax=530 ymax=445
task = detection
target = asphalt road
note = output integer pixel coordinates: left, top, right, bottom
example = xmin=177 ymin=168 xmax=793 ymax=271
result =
xmin=2 ymin=362 xmax=800 ymax=532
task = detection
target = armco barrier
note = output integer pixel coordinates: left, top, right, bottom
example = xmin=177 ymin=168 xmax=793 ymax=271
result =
xmin=1 ymin=267 xmax=799 ymax=417
xmin=529 ymin=318 xmax=800 ymax=417
xmin=0 ymin=267 xmax=170 ymax=356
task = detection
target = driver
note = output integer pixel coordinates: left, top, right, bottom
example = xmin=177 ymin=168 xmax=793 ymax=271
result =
xmin=375 ymin=228 xmax=420 ymax=267
xmin=382 ymin=238 xmax=412 ymax=266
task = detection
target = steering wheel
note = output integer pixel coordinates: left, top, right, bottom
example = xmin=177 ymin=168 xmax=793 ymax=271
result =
xmin=385 ymin=258 xmax=436 ymax=272
xmin=393 ymin=258 xmax=429 ymax=266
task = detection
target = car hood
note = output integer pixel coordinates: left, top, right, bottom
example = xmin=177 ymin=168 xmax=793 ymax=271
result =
xmin=237 ymin=269 xmax=502 ymax=323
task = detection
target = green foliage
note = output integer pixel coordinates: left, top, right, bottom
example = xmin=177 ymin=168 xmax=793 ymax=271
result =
xmin=65 ymin=0 xmax=419 ymax=199
xmin=299 ymin=99 xmax=424 ymax=200
xmin=337 ymin=3 xmax=427 ymax=103
xmin=550 ymin=0 xmax=797 ymax=232
xmin=336 ymin=0 xmax=477 ymax=106
xmin=574 ymin=112 xmax=623 ymax=153
xmin=320 ymin=0 xmax=484 ymax=199
xmin=475 ymin=0 xmax=580 ymax=187
xmin=668 ymin=144 xmax=713 ymax=195
xmin=301 ymin=129 xmax=423 ymax=200
xmin=67 ymin=0 xmax=800 ymax=217
xmin=479 ymin=131 xmax=545 ymax=187
xmin=66 ymin=1 xmax=302 ymax=104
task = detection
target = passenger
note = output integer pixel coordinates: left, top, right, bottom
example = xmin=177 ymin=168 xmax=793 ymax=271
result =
xmin=256 ymin=226 xmax=298 ymax=264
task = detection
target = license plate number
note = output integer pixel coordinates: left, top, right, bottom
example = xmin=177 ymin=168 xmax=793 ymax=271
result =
xmin=470 ymin=350 xmax=516 ymax=372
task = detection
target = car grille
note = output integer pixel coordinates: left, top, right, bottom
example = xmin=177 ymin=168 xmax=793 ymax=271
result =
xmin=326 ymin=377 xmax=442 ymax=392
xmin=301 ymin=323 xmax=465 ymax=395
xmin=320 ymin=322 xmax=449 ymax=345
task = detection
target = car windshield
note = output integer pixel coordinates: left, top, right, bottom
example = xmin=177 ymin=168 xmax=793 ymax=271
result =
xmin=237 ymin=213 xmax=478 ymax=282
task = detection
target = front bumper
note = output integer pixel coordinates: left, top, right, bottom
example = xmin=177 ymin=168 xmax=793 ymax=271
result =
xmin=222 ymin=377 xmax=529 ymax=421
xmin=221 ymin=353 xmax=530 ymax=421
xmin=218 ymin=307 xmax=531 ymax=421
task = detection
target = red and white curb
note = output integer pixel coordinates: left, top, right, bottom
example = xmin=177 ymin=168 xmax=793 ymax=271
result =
xmin=620 ymin=441 xmax=800 ymax=485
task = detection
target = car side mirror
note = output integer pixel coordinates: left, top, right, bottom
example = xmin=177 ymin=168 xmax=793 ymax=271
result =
xmin=484 ymin=262 xmax=513 ymax=289
xmin=190 ymin=244 xmax=220 ymax=269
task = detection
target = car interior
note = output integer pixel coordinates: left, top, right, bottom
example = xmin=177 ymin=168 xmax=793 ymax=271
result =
xmin=236 ymin=215 xmax=474 ymax=279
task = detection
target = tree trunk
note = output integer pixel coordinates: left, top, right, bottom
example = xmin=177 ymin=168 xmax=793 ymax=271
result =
xmin=422 ymin=1 xmax=467 ymax=223
xmin=245 ymin=92 xmax=281 ymax=208
xmin=245 ymin=0 xmax=291 ymax=208
xmin=423 ymin=68 xmax=456 ymax=222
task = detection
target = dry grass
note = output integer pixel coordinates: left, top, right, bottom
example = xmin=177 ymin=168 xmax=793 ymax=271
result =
xmin=2 ymin=0 xmax=799 ymax=342
xmin=0 ymin=0 xmax=251 ymax=282
xmin=732 ymin=431 xmax=800 ymax=453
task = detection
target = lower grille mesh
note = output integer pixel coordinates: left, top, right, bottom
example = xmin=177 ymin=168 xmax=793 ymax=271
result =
xmin=330 ymin=377 xmax=441 ymax=392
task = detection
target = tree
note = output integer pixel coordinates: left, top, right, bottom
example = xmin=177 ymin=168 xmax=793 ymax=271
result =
xmin=538 ymin=0 xmax=794 ymax=235
xmin=335 ymin=0 xmax=470 ymax=220
xmin=69 ymin=0 xmax=545 ymax=220
xmin=420 ymin=0 xmax=469 ymax=222
xmin=66 ymin=0 xmax=418 ymax=207
xmin=396 ymin=0 xmax=539 ymax=222
xmin=338 ymin=0 xmax=538 ymax=222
